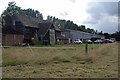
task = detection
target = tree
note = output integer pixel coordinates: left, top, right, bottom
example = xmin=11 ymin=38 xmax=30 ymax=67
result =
xmin=103 ymin=33 xmax=110 ymax=39
xmin=1 ymin=1 xmax=43 ymax=27
xmin=77 ymin=25 xmax=86 ymax=31
xmin=111 ymin=31 xmax=120 ymax=41
xmin=95 ymin=30 xmax=98 ymax=34
xmin=47 ymin=15 xmax=53 ymax=21
xmin=4 ymin=1 xmax=22 ymax=15
xmin=23 ymin=9 xmax=43 ymax=20
xmin=86 ymin=28 xmax=91 ymax=33
xmin=98 ymin=31 xmax=103 ymax=35
xmin=1 ymin=1 xmax=22 ymax=27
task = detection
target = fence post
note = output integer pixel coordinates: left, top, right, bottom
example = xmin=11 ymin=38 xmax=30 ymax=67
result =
xmin=28 ymin=43 xmax=33 ymax=54
xmin=85 ymin=43 xmax=88 ymax=54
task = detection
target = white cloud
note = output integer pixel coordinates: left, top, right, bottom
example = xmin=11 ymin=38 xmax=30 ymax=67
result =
xmin=85 ymin=14 xmax=118 ymax=33
xmin=84 ymin=2 xmax=118 ymax=33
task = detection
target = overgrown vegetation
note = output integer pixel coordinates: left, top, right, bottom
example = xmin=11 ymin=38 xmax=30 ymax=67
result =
xmin=2 ymin=43 xmax=102 ymax=66
xmin=2 ymin=43 xmax=118 ymax=78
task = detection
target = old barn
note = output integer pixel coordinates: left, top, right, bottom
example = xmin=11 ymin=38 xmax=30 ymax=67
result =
xmin=2 ymin=14 xmax=61 ymax=46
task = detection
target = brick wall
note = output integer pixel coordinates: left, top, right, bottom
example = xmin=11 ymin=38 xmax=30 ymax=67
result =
xmin=2 ymin=34 xmax=24 ymax=46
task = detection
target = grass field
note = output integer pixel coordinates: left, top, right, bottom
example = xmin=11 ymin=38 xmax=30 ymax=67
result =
xmin=2 ymin=43 xmax=118 ymax=78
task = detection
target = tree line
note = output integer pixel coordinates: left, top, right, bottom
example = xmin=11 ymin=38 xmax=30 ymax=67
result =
xmin=47 ymin=15 xmax=98 ymax=34
xmin=1 ymin=1 xmax=98 ymax=33
xmin=1 ymin=1 xmax=120 ymax=41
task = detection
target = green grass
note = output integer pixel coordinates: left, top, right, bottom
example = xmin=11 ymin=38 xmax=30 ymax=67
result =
xmin=2 ymin=43 xmax=112 ymax=66
xmin=2 ymin=43 xmax=118 ymax=78
xmin=3 ymin=60 xmax=27 ymax=66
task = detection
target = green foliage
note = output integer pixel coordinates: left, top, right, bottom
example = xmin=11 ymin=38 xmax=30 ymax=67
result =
xmin=1 ymin=1 xmax=43 ymax=27
xmin=1 ymin=1 xmax=104 ymax=35
xmin=2 ymin=1 xmax=22 ymax=16
xmin=111 ymin=31 xmax=120 ymax=41
xmin=22 ymin=8 xmax=43 ymax=20
xmin=46 ymin=15 xmax=97 ymax=34
xmin=86 ymin=28 xmax=95 ymax=33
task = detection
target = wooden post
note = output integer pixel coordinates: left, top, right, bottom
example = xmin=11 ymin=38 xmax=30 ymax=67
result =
xmin=92 ymin=42 xmax=94 ymax=50
xmin=85 ymin=42 xmax=88 ymax=54
xmin=41 ymin=35 xmax=43 ymax=44
xmin=13 ymin=34 xmax=16 ymax=45
xmin=27 ymin=43 xmax=33 ymax=54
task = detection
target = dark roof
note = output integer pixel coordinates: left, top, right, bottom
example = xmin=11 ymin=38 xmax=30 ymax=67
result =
xmin=40 ymin=20 xmax=61 ymax=31
xmin=38 ymin=21 xmax=53 ymax=36
xmin=38 ymin=21 xmax=61 ymax=36
xmin=12 ymin=14 xmax=41 ymax=28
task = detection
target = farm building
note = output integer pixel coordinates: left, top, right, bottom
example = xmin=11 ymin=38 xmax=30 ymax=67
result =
xmin=37 ymin=20 xmax=61 ymax=45
xmin=2 ymin=13 xmax=105 ymax=46
xmin=61 ymin=29 xmax=105 ymax=42
xmin=2 ymin=14 xmax=61 ymax=46
xmin=56 ymin=35 xmax=70 ymax=44
xmin=2 ymin=14 xmax=39 ymax=46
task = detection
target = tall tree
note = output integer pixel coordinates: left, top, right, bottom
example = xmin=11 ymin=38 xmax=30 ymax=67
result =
xmin=1 ymin=1 xmax=22 ymax=27
xmin=1 ymin=1 xmax=43 ymax=27
xmin=23 ymin=9 xmax=43 ymax=20
xmin=77 ymin=25 xmax=86 ymax=31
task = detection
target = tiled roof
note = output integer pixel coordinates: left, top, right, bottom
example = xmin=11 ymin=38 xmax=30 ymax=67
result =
xmin=13 ymin=14 xmax=41 ymax=28
xmin=38 ymin=20 xmax=61 ymax=36
xmin=38 ymin=21 xmax=53 ymax=36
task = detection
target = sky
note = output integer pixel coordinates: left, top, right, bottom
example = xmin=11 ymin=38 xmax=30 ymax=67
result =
xmin=0 ymin=0 xmax=119 ymax=33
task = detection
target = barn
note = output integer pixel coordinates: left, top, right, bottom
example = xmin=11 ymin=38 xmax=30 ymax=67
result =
xmin=37 ymin=21 xmax=61 ymax=45
xmin=2 ymin=14 xmax=39 ymax=46
xmin=2 ymin=14 xmax=61 ymax=46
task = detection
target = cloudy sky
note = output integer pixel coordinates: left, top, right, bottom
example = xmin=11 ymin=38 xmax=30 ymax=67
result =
xmin=0 ymin=0 xmax=119 ymax=33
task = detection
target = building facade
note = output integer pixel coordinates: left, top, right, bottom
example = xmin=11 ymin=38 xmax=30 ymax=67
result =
xmin=2 ymin=14 xmax=61 ymax=46
xmin=61 ymin=29 xmax=105 ymax=42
